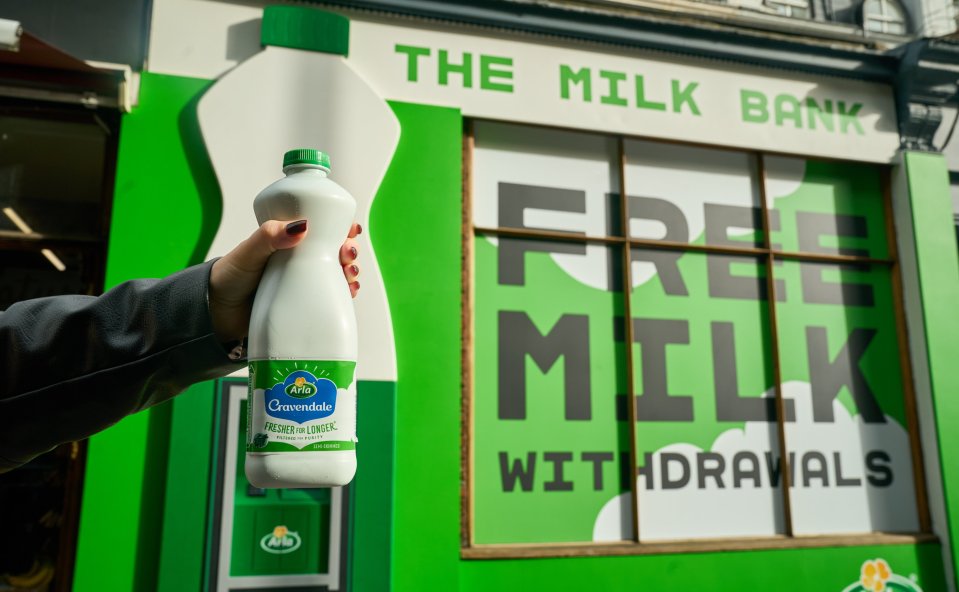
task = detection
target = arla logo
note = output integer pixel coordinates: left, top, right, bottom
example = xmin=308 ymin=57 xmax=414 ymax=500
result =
xmin=285 ymin=376 xmax=317 ymax=398
xmin=264 ymin=370 xmax=337 ymax=424
xmin=841 ymin=559 xmax=922 ymax=592
xmin=259 ymin=525 xmax=302 ymax=555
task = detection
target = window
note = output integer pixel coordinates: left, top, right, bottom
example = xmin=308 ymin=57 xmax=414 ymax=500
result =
xmin=862 ymin=0 xmax=908 ymax=34
xmin=766 ymin=0 xmax=812 ymax=19
xmin=0 ymin=102 xmax=115 ymax=310
xmin=0 ymin=99 xmax=118 ymax=587
xmin=463 ymin=121 xmax=929 ymax=556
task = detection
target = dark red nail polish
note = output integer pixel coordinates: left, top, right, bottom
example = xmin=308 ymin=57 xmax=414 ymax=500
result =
xmin=286 ymin=220 xmax=307 ymax=235
xmin=356 ymin=223 xmax=363 ymax=235
xmin=351 ymin=265 xmax=359 ymax=276
xmin=350 ymin=246 xmax=357 ymax=258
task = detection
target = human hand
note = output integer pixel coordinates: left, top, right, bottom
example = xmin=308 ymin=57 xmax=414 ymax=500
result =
xmin=209 ymin=220 xmax=361 ymax=343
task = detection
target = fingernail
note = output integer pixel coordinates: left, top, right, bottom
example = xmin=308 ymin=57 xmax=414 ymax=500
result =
xmin=356 ymin=223 xmax=363 ymax=235
xmin=351 ymin=264 xmax=359 ymax=276
xmin=350 ymin=246 xmax=357 ymax=258
xmin=353 ymin=281 xmax=360 ymax=292
xmin=286 ymin=220 xmax=307 ymax=235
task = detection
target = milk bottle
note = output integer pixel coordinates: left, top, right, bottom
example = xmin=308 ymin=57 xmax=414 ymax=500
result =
xmin=245 ymin=148 xmax=358 ymax=488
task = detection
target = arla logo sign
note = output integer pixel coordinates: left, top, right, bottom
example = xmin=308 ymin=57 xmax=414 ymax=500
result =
xmin=265 ymin=370 xmax=337 ymax=424
xmin=259 ymin=525 xmax=302 ymax=555
xmin=841 ymin=559 xmax=922 ymax=592
xmin=285 ymin=376 xmax=317 ymax=398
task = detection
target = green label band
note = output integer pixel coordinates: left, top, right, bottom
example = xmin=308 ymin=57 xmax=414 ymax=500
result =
xmin=247 ymin=440 xmax=357 ymax=453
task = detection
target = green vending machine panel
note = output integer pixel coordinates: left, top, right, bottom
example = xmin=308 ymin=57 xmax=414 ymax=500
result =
xmin=207 ymin=380 xmax=346 ymax=591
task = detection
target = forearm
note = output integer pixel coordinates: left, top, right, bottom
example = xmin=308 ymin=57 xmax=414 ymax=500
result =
xmin=0 ymin=261 xmax=243 ymax=471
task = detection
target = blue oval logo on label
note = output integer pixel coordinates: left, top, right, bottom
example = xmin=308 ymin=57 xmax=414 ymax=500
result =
xmin=265 ymin=370 xmax=337 ymax=424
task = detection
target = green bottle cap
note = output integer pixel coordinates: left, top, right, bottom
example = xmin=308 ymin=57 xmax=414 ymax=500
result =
xmin=261 ymin=5 xmax=349 ymax=56
xmin=283 ymin=148 xmax=331 ymax=171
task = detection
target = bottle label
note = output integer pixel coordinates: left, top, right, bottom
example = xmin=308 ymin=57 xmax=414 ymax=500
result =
xmin=247 ymin=360 xmax=357 ymax=452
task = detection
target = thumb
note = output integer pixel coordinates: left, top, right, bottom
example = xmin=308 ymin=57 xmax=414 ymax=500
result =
xmin=224 ymin=219 xmax=308 ymax=274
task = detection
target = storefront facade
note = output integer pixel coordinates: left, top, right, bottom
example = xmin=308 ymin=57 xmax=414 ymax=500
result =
xmin=56 ymin=1 xmax=959 ymax=590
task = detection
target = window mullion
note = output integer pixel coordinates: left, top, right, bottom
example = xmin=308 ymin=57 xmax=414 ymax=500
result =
xmin=618 ymin=136 xmax=642 ymax=544
xmin=757 ymin=153 xmax=795 ymax=538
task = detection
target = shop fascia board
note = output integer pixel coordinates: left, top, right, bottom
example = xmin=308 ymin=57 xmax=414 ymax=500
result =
xmin=323 ymin=0 xmax=901 ymax=81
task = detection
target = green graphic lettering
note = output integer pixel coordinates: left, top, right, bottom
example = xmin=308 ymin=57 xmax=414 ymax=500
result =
xmin=394 ymin=44 xmax=431 ymax=82
xmin=805 ymin=98 xmax=835 ymax=132
xmin=774 ymin=93 xmax=803 ymax=128
xmin=480 ymin=55 xmax=514 ymax=92
xmin=671 ymin=80 xmax=701 ymax=115
xmin=559 ymin=65 xmax=592 ymax=101
xmin=599 ymin=70 xmax=628 ymax=106
xmin=741 ymin=89 xmax=769 ymax=123
xmin=438 ymin=49 xmax=472 ymax=88
xmin=634 ymin=74 xmax=666 ymax=111
xmin=838 ymin=101 xmax=865 ymax=135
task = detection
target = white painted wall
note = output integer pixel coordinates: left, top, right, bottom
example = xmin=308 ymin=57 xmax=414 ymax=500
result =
xmin=148 ymin=0 xmax=266 ymax=79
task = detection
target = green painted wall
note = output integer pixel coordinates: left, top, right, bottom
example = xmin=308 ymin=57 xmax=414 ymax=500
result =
xmin=74 ymin=72 xmax=220 ymax=592
xmin=458 ymin=544 xmax=943 ymax=590
xmin=900 ymin=151 xmax=959 ymax=584
xmin=157 ymin=381 xmax=218 ymax=592
xmin=372 ymin=101 xmax=465 ymax=589
xmin=343 ymin=380 xmax=396 ymax=592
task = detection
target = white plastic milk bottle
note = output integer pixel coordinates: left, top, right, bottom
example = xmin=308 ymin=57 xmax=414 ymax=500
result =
xmin=246 ymin=148 xmax=358 ymax=488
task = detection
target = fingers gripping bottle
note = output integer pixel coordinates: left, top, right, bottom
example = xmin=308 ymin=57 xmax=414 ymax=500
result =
xmin=246 ymin=148 xmax=358 ymax=488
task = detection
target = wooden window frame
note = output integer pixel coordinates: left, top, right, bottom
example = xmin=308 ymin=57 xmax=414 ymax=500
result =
xmin=460 ymin=118 xmax=933 ymax=559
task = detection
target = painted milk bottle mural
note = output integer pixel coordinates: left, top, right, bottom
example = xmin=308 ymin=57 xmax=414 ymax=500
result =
xmin=198 ymin=5 xmax=401 ymax=385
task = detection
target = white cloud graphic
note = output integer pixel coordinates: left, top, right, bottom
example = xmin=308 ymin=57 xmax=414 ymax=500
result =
xmin=763 ymin=156 xmax=806 ymax=209
xmin=593 ymin=381 xmax=918 ymax=542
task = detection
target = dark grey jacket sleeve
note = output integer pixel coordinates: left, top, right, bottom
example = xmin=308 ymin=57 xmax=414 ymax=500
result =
xmin=0 ymin=260 xmax=245 ymax=471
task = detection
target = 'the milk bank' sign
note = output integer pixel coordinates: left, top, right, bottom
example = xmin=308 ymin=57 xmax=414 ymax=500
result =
xmin=349 ymin=18 xmax=900 ymax=163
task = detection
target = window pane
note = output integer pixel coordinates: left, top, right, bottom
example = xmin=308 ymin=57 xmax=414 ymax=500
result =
xmin=624 ymin=140 xmax=762 ymax=249
xmin=473 ymin=236 xmax=631 ymax=544
xmin=473 ymin=122 xmax=622 ymax=238
xmin=765 ymin=157 xmax=890 ymax=259
xmin=0 ymin=248 xmax=90 ymax=310
xmin=774 ymin=260 xmax=919 ymax=534
xmin=613 ymin=251 xmax=784 ymax=541
xmin=885 ymin=20 xmax=906 ymax=34
xmin=0 ymin=115 xmax=108 ymax=239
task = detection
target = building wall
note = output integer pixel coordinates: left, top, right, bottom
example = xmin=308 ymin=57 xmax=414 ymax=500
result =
xmin=64 ymin=1 xmax=959 ymax=590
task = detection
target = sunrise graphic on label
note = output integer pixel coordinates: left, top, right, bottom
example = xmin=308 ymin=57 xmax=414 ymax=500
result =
xmin=264 ymin=369 xmax=337 ymax=424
